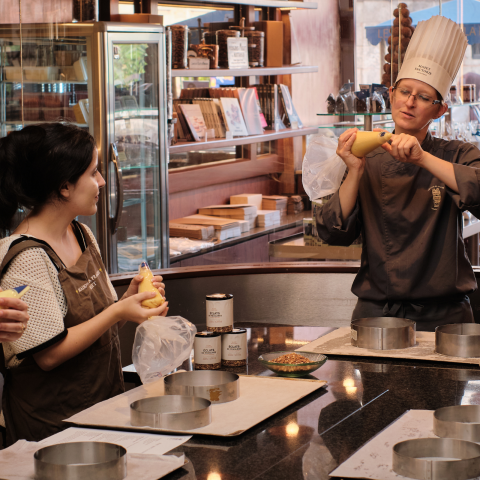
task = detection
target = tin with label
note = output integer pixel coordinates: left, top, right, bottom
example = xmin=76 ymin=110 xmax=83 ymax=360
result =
xmin=194 ymin=331 xmax=222 ymax=370
xmin=206 ymin=293 xmax=234 ymax=332
xmin=222 ymin=328 xmax=247 ymax=367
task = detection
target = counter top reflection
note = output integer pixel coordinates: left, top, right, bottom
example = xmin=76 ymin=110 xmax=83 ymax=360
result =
xmin=124 ymin=324 xmax=480 ymax=480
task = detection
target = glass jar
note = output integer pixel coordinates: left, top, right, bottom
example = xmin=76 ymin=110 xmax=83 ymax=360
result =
xmin=245 ymin=31 xmax=264 ymax=67
xmin=216 ymin=30 xmax=240 ymax=68
xmin=170 ymin=25 xmax=189 ymax=69
xmin=202 ymin=31 xmax=217 ymax=45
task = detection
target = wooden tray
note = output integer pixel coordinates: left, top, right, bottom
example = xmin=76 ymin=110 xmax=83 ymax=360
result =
xmin=64 ymin=374 xmax=327 ymax=437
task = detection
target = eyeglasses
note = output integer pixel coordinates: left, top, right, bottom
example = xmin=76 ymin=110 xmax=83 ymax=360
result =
xmin=393 ymin=87 xmax=442 ymax=106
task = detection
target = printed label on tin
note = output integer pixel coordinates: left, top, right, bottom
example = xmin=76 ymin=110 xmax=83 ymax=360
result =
xmin=351 ymin=329 xmax=357 ymax=341
xmin=206 ymin=298 xmax=234 ymax=328
xmin=194 ymin=336 xmax=222 ymax=365
xmin=222 ymin=333 xmax=247 ymax=360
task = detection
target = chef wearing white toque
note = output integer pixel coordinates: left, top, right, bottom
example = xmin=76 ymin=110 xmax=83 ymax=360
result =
xmin=316 ymin=16 xmax=480 ymax=331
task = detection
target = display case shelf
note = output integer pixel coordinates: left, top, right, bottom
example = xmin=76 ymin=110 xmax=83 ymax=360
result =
xmin=169 ymin=126 xmax=318 ymax=154
xmin=4 ymin=120 xmax=87 ymax=127
xmin=172 ymin=65 xmax=318 ymax=78
xmin=179 ymin=0 xmax=317 ymax=9
xmin=2 ymin=80 xmax=88 ymax=85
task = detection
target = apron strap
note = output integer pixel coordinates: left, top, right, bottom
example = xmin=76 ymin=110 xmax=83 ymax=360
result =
xmin=0 ymin=238 xmax=64 ymax=279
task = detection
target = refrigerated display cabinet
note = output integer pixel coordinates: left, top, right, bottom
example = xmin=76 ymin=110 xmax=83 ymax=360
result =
xmin=0 ymin=22 xmax=169 ymax=273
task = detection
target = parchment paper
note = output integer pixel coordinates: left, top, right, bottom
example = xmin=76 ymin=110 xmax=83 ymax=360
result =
xmin=0 ymin=440 xmax=185 ymax=480
xmin=330 ymin=410 xmax=480 ymax=480
xmin=65 ymin=375 xmax=327 ymax=437
xmin=296 ymin=328 xmax=480 ymax=365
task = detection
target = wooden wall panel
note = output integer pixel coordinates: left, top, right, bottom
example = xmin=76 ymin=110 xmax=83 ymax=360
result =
xmin=0 ymin=0 xmax=73 ymax=24
xmin=288 ymin=0 xmax=341 ymax=127
xmin=169 ymin=175 xmax=279 ymax=220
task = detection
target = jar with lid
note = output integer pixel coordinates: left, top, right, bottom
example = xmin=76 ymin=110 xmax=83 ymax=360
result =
xmin=216 ymin=30 xmax=240 ymax=68
xmin=206 ymin=293 xmax=233 ymax=332
xmin=222 ymin=328 xmax=247 ymax=367
xmin=194 ymin=331 xmax=222 ymax=370
xmin=170 ymin=25 xmax=189 ymax=69
xmin=244 ymin=31 xmax=264 ymax=67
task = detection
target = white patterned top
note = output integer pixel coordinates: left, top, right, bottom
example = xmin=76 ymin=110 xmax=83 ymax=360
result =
xmin=0 ymin=224 xmax=117 ymax=369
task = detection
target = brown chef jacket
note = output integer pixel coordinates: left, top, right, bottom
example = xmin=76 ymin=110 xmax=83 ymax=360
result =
xmin=0 ymin=221 xmax=124 ymax=445
xmin=316 ymin=131 xmax=480 ymax=328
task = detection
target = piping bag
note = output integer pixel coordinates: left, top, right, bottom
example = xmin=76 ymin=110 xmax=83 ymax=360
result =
xmin=0 ymin=285 xmax=30 ymax=308
xmin=138 ymin=262 xmax=165 ymax=309
xmin=351 ymin=131 xmax=392 ymax=158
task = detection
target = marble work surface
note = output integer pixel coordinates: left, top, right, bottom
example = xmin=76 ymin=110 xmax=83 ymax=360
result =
xmin=121 ymin=324 xmax=480 ymax=480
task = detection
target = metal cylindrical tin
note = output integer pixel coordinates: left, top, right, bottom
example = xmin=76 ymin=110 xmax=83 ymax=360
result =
xmin=435 ymin=323 xmax=480 ymax=358
xmin=434 ymin=405 xmax=480 ymax=442
xmin=34 ymin=442 xmax=127 ymax=480
xmin=164 ymin=370 xmax=240 ymax=404
xmin=206 ymin=293 xmax=233 ymax=332
xmin=392 ymin=438 xmax=480 ymax=480
xmin=351 ymin=317 xmax=416 ymax=350
xmin=194 ymin=331 xmax=221 ymax=370
xmin=222 ymin=328 xmax=247 ymax=367
xmin=130 ymin=395 xmax=211 ymax=430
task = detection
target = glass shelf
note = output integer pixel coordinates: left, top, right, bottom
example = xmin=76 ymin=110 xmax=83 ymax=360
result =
xmin=172 ymin=65 xmax=318 ymax=78
xmin=317 ymin=111 xmax=391 ymax=116
xmin=317 ymin=101 xmax=480 ymax=118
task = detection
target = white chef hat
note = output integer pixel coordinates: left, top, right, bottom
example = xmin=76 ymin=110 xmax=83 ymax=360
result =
xmin=396 ymin=15 xmax=467 ymax=100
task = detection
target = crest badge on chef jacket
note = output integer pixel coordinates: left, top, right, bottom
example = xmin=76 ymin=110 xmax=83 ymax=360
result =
xmin=396 ymin=16 xmax=468 ymax=100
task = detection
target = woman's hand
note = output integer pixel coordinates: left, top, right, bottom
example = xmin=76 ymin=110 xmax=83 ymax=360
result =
xmin=337 ymin=128 xmax=366 ymax=175
xmin=381 ymin=133 xmax=425 ymax=165
xmin=112 ymin=291 xmax=169 ymax=325
xmin=121 ymin=274 xmax=165 ymax=300
xmin=0 ymin=295 xmax=29 ymax=342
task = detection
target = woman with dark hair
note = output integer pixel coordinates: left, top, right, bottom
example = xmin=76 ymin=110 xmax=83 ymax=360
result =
xmin=0 ymin=123 xmax=168 ymax=445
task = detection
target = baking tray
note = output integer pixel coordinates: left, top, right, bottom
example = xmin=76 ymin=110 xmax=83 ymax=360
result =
xmin=130 ymin=395 xmax=211 ymax=429
xmin=65 ymin=375 xmax=327 ymax=437
xmin=297 ymin=327 xmax=480 ymax=365
xmin=164 ymin=371 xmax=239 ymax=404
xmin=392 ymin=437 xmax=480 ymax=480
xmin=351 ymin=317 xmax=416 ymax=350
xmin=434 ymin=405 xmax=480 ymax=442
xmin=34 ymin=442 xmax=127 ymax=480
xmin=435 ymin=324 xmax=480 ymax=358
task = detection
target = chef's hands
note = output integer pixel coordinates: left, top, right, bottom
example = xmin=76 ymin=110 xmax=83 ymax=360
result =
xmin=0 ymin=291 xmax=29 ymax=342
xmin=122 ymin=274 xmax=166 ymax=300
xmin=381 ymin=132 xmax=425 ymax=165
xmin=113 ymin=291 xmax=169 ymax=325
xmin=337 ymin=129 xmax=366 ymax=175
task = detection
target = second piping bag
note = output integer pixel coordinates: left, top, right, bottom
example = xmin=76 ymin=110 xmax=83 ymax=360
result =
xmin=351 ymin=131 xmax=392 ymax=158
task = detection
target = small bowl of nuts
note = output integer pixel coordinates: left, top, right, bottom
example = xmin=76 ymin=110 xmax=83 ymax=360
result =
xmin=258 ymin=351 xmax=327 ymax=378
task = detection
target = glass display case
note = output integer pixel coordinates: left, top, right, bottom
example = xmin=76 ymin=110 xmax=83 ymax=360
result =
xmin=0 ymin=22 xmax=168 ymax=273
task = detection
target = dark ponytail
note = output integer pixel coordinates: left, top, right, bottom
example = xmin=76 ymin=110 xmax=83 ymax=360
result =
xmin=0 ymin=123 xmax=96 ymax=236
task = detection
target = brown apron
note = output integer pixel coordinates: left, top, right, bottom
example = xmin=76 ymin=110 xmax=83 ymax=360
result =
xmin=0 ymin=222 xmax=124 ymax=445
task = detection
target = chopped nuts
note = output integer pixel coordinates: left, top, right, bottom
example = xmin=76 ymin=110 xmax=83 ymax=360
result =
xmin=271 ymin=353 xmax=313 ymax=364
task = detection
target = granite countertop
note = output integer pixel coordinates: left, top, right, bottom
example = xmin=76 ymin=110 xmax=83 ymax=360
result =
xmin=122 ymin=324 xmax=480 ymax=480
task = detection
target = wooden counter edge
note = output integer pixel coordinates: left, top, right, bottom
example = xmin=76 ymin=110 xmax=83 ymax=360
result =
xmin=109 ymin=262 xmax=361 ymax=286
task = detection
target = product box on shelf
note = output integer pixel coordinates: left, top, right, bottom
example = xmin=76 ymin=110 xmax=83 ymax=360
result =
xmin=253 ymin=21 xmax=283 ymax=67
